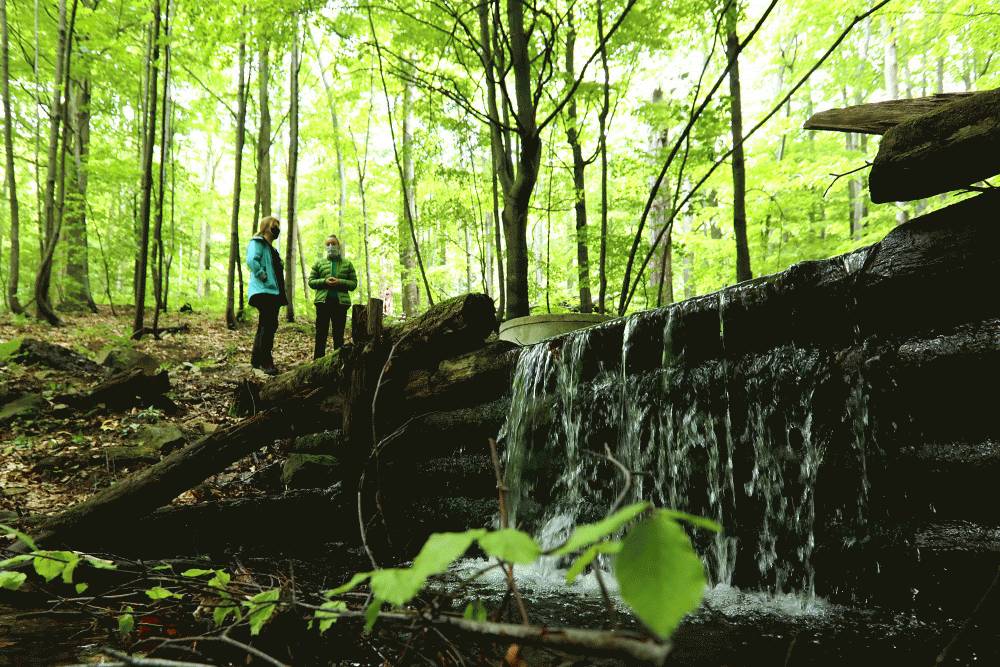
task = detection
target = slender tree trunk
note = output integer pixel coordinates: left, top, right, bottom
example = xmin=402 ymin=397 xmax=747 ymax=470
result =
xmin=63 ymin=78 xmax=96 ymax=312
xmin=596 ymin=0 xmax=610 ymax=314
xmin=398 ymin=76 xmax=420 ymax=317
xmin=225 ymin=36 xmax=248 ymax=329
xmin=32 ymin=0 xmax=42 ymax=262
xmin=151 ymin=0 xmax=172 ymax=334
xmin=351 ymin=78 xmax=373 ymax=302
xmin=35 ymin=0 xmax=80 ymax=325
xmin=284 ymin=25 xmax=300 ymax=322
xmin=1 ymin=0 xmax=23 ymax=313
xmin=564 ymin=23 xmax=592 ymax=313
xmin=131 ymin=0 xmax=161 ymax=338
xmin=256 ymin=41 xmax=271 ymax=218
xmin=309 ymin=30 xmax=346 ymax=236
xmin=725 ymin=3 xmax=752 ymax=283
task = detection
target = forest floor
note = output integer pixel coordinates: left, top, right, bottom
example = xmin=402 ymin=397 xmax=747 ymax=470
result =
xmin=0 ymin=306 xmax=318 ymax=523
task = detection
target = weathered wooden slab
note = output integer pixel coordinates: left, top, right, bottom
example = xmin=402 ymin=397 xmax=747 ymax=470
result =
xmin=870 ymin=87 xmax=1000 ymax=202
xmin=803 ymin=93 xmax=974 ymax=135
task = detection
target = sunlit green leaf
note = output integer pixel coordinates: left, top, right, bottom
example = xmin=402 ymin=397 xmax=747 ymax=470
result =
xmin=326 ymin=571 xmax=371 ymax=597
xmin=314 ymin=600 xmax=348 ymax=634
xmin=554 ymin=502 xmax=651 ymax=556
xmin=659 ymin=509 xmax=722 ymax=533
xmin=615 ymin=512 xmax=706 ymax=640
xmin=412 ymin=529 xmax=484 ymax=577
xmin=478 ymin=529 xmax=541 ymax=564
xmin=118 ymin=611 xmax=135 ymax=637
xmin=0 ymin=571 xmax=27 ymax=590
xmin=565 ymin=541 xmax=622 ymax=583
xmin=245 ymin=588 xmax=281 ymax=636
xmin=182 ymin=568 xmax=215 ymax=577
xmin=145 ymin=586 xmax=181 ymax=600
xmin=369 ymin=568 xmax=426 ymax=607
xmin=363 ymin=598 xmax=382 ymax=633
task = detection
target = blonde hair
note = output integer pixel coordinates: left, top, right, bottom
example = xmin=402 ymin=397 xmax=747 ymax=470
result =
xmin=258 ymin=216 xmax=280 ymax=236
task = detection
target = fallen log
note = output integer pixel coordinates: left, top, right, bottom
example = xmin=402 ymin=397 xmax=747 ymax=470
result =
xmin=869 ymin=87 xmax=1000 ymax=202
xmin=803 ymin=93 xmax=974 ymax=135
xmin=256 ymin=293 xmax=498 ymax=409
xmin=6 ymin=338 xmax=102 ymax=374
xmin=25 ymin=406 xmax=299 ymax=549
xmin=70 ymin=367 xmax=171 ymax=410
xmin=399 ymin=340 xmax=518 ymax=420
xmin=66 ymin=486 xmax=351 ymax=557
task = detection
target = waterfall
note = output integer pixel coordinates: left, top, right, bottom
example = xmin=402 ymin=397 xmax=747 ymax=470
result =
xmin=499 ymin=293 xmax=879 ymax=599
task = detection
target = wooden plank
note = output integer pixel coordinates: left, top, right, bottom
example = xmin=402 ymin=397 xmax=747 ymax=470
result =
xmin=870 ymin=87 xmax=1000 ymax=202
xmin=803 ymin=93 xmax=974 ymax=135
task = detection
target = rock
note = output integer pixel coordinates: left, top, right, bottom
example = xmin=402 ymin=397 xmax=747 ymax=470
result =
xmin=0 ymin=393 xmax=45 ymax=424
xmin=105 ymin=442 xmax=161 ymax=465
xmin=281 ymin=453 xmax=340 ymax=489
xmin=4 ymin=339 xmax=101 ymax=374
xmin=290 ymin=430 xmax=344 ymax=455
xmin=96 ymin=347 xmax=161 ymax=374
xmin=0 ymin=510 xmax=19 ymax=524
xmin=135 ymin=423 xmax=186 ymax=454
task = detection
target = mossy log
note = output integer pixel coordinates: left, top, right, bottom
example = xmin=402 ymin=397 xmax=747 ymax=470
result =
xmin=256 ymin=293 xmax=498 ymax=409
xmin=869 ymin=87 xmax=1000 ymax=202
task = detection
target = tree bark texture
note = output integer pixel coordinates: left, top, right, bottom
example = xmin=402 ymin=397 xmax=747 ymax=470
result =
xmin=564 ymin=25 xmax=593 ymax=314
xmin=284 ymin=27 xmax=300 ymax=322
xmin=225 ymin=38 xmax=248 ymax=329
xmin=130 ymin=0 xmax=161 ymax=338
xmin=726 ymin=5 xmax=752 ymax=283
xmin=1 ymin=0 xmax=23 ymax=313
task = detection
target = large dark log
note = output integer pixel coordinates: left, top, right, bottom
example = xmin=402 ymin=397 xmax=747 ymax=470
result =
xmin=25 ymin=406 xmax=297 ymax=549
xmin=255 ymin=293 xmax=498 ymax=409
xmin=66 ymin=487 xmax=352 ymax=557
xmin=869 ymin=87 xmax=1000 ymax=202
xmin=803 ymin=93 xmax=974 ymax=135
xmin=70 ymin=367 xmax=171 ymax=410
xmin=399 ymin=339 xmax=518 ymax=419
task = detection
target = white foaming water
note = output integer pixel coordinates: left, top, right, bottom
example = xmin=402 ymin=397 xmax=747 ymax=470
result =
xmin=448 ymin=559 xmax=833 ymax=620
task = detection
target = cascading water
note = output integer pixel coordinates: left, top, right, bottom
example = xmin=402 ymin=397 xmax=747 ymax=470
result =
xmin=499 ymin=291 xmax=879 ymax=601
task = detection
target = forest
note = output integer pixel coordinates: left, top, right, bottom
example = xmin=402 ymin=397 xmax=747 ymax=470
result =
xmin=1 ymin=0 xmax=999 ymax=664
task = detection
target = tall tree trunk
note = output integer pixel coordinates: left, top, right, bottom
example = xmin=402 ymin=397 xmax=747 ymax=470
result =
xmin=499 ymin=0 xmax=542 ymax=319
xmin=399 ymin=76 xmax=420 ymax=317
xmin=63 ymin=78 xmax=96 ymax=312
xmin=725 ymin=3 xmax=752 ymax=283
xmin=1 ymin=0 xmax=23 ymax=313
xmin=32 ymin=0 xmax=42 ymax=262
xmin=152 ymin=0 xmax=172 ymax=334
xmin=350 ymin=75 xmax=373 ymax=302
xmin=596 ymin=0 xmax=610 ymax=314
xmin=564 ymin=23 xmax=592 ymax=314
xmin=284 ymin=25 xmax=300 ymax=322
xmin=309 ymin=30 xmax=346 ymax=236
xmin=225 ymin=36 xmax=248 ymax=329
xmin=35 ymin=0 xmax=79 ymax=325
xmin=131 ymin=0 xmax=161 ymax=338
xmin=256 ymin=41 xmax=271 ymax=219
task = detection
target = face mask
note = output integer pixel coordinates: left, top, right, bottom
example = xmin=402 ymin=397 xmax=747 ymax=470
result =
xmin=326 ymin=244 xmax=342 ymax=260
xmin=271 ymin=227 xmax=280 ymax=240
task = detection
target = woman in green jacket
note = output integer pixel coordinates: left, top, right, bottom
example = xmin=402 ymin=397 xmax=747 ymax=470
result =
xmin=308 ymin=234 xmax=358 ymax=358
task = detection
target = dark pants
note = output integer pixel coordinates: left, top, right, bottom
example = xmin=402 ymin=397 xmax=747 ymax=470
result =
xmin=315 ymin=300 xmax=349 ymax=359
xmin=251 ymin=295 xmax=281 ymax=368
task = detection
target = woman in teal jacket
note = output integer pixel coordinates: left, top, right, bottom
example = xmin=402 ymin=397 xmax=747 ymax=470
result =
xmin=246 ymin=216 xmax=287 ymax=374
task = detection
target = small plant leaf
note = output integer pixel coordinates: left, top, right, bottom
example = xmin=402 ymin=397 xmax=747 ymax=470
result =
xmin=245 ymin=588 xmax=281 ymax=635
xmin=0 ymin=523 xmax=37 ymax=551
xmin=0 ymin=571 xmax=27 ymax=590
xmin=554 ymin=502 xmax=651 ymax=556
xmin=412 ymin=529 xmax=484 ymax=577
xmin=565 ymin=541 xmax=622 ymax=583
xmin=181 ymin=568 xmax=215 ymax=577
xmin=117 ymin=610 xmax=135 ymax=636
xmin=615 ymin=511 xmax=706 ymax=640
xmin=145 ymin=586 xmax=180 ymax=600
xmin=369 ymin=568 xmax=427 ymax=607
xmin=314 ymin=600 xmax=348 ymax=634
xmin=363 ymin=598 xmax=382 ymax=633
xmin=327 ymin=571 xmax=371 ymax=597
xmin=478 ymin=529 xmax=541 ymax=564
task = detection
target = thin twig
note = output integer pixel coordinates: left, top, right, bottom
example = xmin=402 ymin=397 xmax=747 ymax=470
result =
xmin=934 ymin=566 xmax=1000 ymax=666
xmin=823 ymin=162 xmax=872 ymax=198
